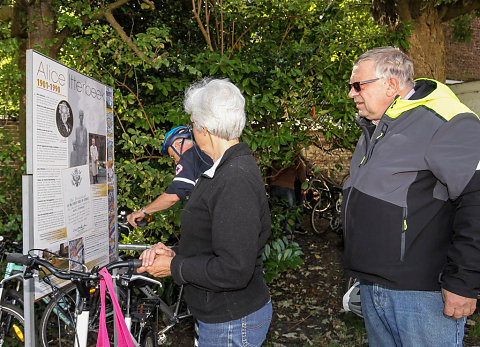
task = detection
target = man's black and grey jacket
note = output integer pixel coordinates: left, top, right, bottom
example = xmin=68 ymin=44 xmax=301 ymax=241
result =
xmin=171 ymin=142 xmax=271 ymax=323
xmin=343 ymin=78 xmax=480 ymax=298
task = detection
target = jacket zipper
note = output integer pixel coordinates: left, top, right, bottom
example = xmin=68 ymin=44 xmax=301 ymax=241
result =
xmin=361 ymin=123 xmax=388 ymax=166
xmin=400 ymin=207 xmax=407 ymax=262
xmin=344 ymin=122 xmax=387 ymax=238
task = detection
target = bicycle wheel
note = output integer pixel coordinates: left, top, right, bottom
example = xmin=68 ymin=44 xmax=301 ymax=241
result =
xmin=141 ymin=327 xmax=157 ymax=347
xmin=1 ymin=289 xmax=23 ymax=308
xmin=39 ymin=284 xmax=117 ymax=347
xmin=311 ymin=198 xmax=331 ymax=234
xmin=0 ymin=303 xmax=24 ymax=347
xmin=310 ymin=180 xmax=331 ymax=212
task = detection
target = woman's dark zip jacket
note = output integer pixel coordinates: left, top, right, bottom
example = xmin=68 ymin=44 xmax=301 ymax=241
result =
xmin=342 ymin=78 xmax=480 ymax=298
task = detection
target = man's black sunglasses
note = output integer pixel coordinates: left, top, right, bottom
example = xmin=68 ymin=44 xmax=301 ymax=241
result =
xmin=349 ymin=78 xmax=380 ymax=92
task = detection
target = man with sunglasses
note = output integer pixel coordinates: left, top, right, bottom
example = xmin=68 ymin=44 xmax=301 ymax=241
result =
xmin=127 ymin=125 xmax=213 ymax=227
xmin=342 ymin=46 xmax=480 ymax=346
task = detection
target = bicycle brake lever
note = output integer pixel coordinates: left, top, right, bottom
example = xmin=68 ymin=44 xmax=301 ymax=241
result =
xmin=23 ymin=267 xmax=34 ymax=279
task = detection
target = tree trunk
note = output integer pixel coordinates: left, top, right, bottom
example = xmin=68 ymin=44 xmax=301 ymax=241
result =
xmin=371 ymin=0 xmax=447 ymax=82
xmin=16 ymin=0 xmax=57 ymax=152
xmin=26 ymin=0 xmax=57 ymax=56
xmin=402 ymin=5 xmax=446 ymax=82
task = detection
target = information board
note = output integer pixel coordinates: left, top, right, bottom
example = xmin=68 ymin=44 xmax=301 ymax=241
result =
xmin=26 ymin=50 xmax=116 ymax=298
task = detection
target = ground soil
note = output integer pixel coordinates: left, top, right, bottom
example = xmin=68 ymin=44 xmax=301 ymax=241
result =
xmin=163 ymin=224 xmax=480 ymax=347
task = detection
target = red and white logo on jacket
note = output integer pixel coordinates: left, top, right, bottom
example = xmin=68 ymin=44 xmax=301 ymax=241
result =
xmin=176 ymin=164 xmax=183 ymax=175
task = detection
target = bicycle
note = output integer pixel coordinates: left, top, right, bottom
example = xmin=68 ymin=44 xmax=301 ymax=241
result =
xmin=0 ymin=237 xmax=25 ymax=346
xmin=117 ymin=210 xmax=192 ymax=345
xmin=5 ymin=210 xmax=191 ymax=347
xmin=7 ymin=250 xmax=157 ymax=347
xmin=304 ymin=171 xmax=346 ymax=235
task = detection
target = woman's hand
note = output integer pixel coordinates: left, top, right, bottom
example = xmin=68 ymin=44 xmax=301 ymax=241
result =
xmin=139 ymin=242 xmax=175 ymax=267
xmin=137 ymin=254 xmax=173 ymax=278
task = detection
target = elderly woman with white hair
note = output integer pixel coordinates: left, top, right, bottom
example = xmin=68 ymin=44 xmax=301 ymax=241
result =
xmin=138 ymin=78 xmax=272 ymax=346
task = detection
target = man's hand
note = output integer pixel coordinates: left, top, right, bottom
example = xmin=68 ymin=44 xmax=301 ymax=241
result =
xmin=137 ymin=254 xmax=173 ymax=278
xmin=139 ymin=242 xmax=175 ymax=267
xmin=127 ymin=210 xmax=145 ymax=228
xmin=442 ymin=288 xmax=477 ymax=319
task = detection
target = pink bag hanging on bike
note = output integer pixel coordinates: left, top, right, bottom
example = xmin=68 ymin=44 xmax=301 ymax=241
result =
xmin=96 ymin=267 xmax=135 ymax=347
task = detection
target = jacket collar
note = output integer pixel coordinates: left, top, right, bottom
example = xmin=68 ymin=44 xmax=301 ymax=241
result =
xmin=201 ymin=142 xmax=251 ymax=178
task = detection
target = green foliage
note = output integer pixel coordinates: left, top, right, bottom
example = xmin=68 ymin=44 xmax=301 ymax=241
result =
xmin=448 ymin=11 xmax=480 ymax=43
xmin=263 ymin=236 xmax=304 ymax=283
xmin=0 ymin=0 xmax=410 ymax=276
xmin=262 ymin=202 xmax=304 ymax=282
xmin=0 ymin=130 xmax=23 ymax=240
xmin=53 ymin=0 xmax=409 ymax=278
xmin=466 ymin=313 xmax=480 ymax=340
xmin=0 ymin=25 xmax=21 ymax=118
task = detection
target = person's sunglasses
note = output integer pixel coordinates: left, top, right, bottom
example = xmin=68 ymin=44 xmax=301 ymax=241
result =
xmin=349 ymin=78 xmax=380 ymax=92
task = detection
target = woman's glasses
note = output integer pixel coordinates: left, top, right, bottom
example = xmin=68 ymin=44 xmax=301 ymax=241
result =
xmin=349 ymin=78 xmax=380 ymax=92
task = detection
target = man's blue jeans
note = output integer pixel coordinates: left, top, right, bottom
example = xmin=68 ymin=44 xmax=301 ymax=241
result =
xmin=360 ymin=283 xmax=466 ymax=347
xmin=196 ymin=300 xmax=272 ymax=347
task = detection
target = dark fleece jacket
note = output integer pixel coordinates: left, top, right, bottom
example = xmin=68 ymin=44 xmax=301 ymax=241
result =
xmin=171 ymin=142 xmax=271 ymax=323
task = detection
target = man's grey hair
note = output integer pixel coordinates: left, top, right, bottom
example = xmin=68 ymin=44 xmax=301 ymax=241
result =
xmin=355 ymin=47 xmax=414 ymax=90
xmin=184 ymin=78 xmax=246 ymax=140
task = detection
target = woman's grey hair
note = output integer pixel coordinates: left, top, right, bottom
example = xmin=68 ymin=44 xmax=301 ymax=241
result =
xmin=355 ymin=47 xmax=414 ymax=90
xmin=184 ymin=78 xmax=246 ymax=140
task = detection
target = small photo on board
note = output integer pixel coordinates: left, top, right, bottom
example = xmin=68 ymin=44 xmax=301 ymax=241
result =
xmin=56 ymin=100 xmax=73 ymax=137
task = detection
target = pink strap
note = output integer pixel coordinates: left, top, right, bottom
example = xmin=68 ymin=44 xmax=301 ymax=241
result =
xmin=96 ymin=277 xmax=110 ymax=347
xmin=96 ymin=267 xmax=135 ymax=347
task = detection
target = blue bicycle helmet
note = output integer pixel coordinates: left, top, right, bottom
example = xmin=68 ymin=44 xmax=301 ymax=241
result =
xmin=161 ymin=125 xmax=193 ymax=157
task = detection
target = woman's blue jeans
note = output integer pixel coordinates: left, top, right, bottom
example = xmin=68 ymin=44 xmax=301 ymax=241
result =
xmin=360 ymin=283 xmax=466 ymax=347
xmin=196 ymin=300 xmax=272 ymax=347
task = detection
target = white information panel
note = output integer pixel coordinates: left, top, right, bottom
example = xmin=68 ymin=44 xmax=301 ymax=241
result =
xmin=26 ymin=50 xmax=116 ymax=299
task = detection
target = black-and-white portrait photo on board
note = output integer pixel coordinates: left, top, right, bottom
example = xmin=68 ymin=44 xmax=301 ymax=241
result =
xmin=56 ymin=100 xmax=73 ymax=137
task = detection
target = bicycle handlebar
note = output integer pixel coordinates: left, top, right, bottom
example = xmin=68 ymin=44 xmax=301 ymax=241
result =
xmin=5 ymin=252 xmax=143 ymax=281
xmin=118 ymin=244 xmax=150 ymax=251
xmin=5 ymin=252 xmax=31 ymax=266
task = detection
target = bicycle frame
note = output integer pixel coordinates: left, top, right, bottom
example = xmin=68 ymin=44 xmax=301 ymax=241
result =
xmin=118 ymin=243 xmax=192 ymax=345
xmin=0 ymin=238 xmax=25 ymax=345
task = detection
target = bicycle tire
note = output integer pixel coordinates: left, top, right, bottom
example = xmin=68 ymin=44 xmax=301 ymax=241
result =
xmin=311 ymin=193 xmax=332 ymax=234
xmin=141 ymin=327 xmax=157 ymax=347
xmin=0 ymin=302 xmax=25 ymax=347
xmin=310 ymin=180 xmax=331 ymax=212
xmin=1 ymin=289 xmax=23 ymax=308
xmin=39 ymin=284 xmax=117 ymax=347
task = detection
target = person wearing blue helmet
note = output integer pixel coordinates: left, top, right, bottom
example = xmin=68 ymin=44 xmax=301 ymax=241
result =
xmin=127 ymin=125 xmax=213 ymax=227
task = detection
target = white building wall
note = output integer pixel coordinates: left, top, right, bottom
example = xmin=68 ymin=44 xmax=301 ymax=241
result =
xmin=449 ymin=81 xmax=480 ymax=116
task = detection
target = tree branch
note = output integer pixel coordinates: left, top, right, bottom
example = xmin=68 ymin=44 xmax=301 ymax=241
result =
xmin=85 ymin=0 xmax=154 ymax=60
xmin=115 ymin=80 xmax=156 ymax=136
xmin=279 ymin=20 xmax=293 ymax=52
xmin=103 ymin=9 xmax=146 ymax=59
xmin=192 ymin=0 xmax=213 ymax=51
xmin=220 ymin=0 xmax=224 ymax=56
xmin=439 ymin=0 xmax=480 ymax=22
xmin=228 ymin=19 xmax=264 ymax=55
xmin=51 ymin=28 xmax=73 ymax=55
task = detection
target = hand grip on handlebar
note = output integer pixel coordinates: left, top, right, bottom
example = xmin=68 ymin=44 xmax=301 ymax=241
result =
xmin=6 ymin=252 xmax=31 ymax=266
xmin=135 ymin=213 xmax=152 ymax=228
xmin=131 ymin=259 xmax=143 ymax=269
